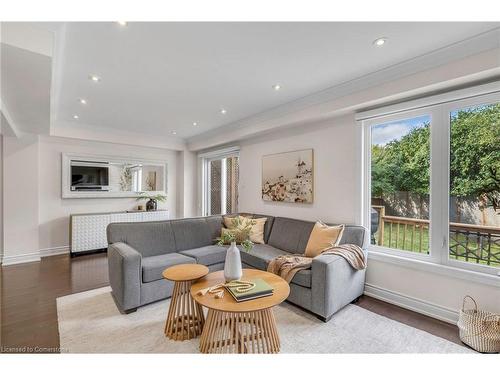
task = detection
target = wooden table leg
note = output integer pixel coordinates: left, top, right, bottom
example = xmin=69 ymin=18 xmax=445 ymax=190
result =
xmin=199 ymin=308 xmax=280 ymax=353
xmin=164 ymin=280 xmax=205 ymax=341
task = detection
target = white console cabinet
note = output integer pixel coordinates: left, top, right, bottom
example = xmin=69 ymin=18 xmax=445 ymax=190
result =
xmin=70 ymin=210 xmax=169 ymax=255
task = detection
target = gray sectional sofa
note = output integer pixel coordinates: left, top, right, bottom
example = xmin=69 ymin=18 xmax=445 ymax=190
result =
xmin=107 ymin=213 xmax=367 ymax=321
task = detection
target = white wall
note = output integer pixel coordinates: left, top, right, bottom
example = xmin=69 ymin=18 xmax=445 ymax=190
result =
xmin=366 ymin=261 xmax=500 ymax=319
xmin=37 ymin=135 xmax=178 ymax=253
xmin=0 ymin=134 xmax=3 ymax=262
xmin=237 ymin=112 xmax=500 ymax=320
xmin=176 ymin=150 xmax=198 ymax=218
xmin=239 ymin=115 xmax=361 ymax=225
xmin=1 ymin=134 xmax=178 ymax=264
xmin=3 ymin=134 xmax=41 ymax=264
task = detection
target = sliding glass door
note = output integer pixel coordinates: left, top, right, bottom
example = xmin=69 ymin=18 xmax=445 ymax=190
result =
xmin=203 ymin=154 xmax=239 ymax=216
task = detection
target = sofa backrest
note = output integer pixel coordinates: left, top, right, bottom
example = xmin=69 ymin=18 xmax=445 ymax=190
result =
xmin=107 ymin=213 xmax=365 ymax=256
xmin=267 ymin=216 xmax=366 ymax=253
xmin=107 ymin=215 xmax=224 ymax=256
xmin=205 ymin=215 xmax=224 ymax=241
xmin=107 ymin=221 xmax=177 ymax=257
xmin=267 ymin=217 xmax=315 ymax=253
xmin=339 ymin=225 xmax=366 ymax=248
xmin=171 ymin=217 xmax=216 ymax=251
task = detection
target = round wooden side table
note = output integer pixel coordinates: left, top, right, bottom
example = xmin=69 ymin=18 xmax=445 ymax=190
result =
xmin=191 ymin=269 xmax=290 ymax=354
xmin=162 ymin=264 xmax=209 ymax=341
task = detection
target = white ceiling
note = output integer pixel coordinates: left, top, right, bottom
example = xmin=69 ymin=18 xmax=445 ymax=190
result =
xmin=1 ymin=22 xmax=499 ymax=141
xmin=1 ymin=43 xmax=52 ymax=134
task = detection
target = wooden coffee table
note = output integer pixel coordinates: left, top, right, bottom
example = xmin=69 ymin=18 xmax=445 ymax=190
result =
xmin=191 ymin=269 xmax=290 ymax=354
xmin=162 ymin=264 xmax=209 ymax=341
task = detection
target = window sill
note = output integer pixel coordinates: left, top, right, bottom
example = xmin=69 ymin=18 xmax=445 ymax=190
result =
xmin=367 ymin=246 xmax=500 ymax=288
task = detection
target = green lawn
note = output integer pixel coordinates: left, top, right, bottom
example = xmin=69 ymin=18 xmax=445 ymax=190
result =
xmin=373 ymin=224 xmax=500 ymax=268
xmin=374 ymin=225 xmax=430 ymax=253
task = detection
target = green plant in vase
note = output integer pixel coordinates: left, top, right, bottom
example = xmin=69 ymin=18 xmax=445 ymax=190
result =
xmin=216 ymin=216 xmax=255 ymax=252
xmin=136 ymin=192 xmax=167 ymax=211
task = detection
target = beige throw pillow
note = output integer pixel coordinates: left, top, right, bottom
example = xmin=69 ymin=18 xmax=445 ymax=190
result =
xmin=304 ymin=222 xmax=345 ymax=257
xmin=248 ymin=217 xmax=267 ymax=244
xmin=222 ymin=215 xmax=267 ymax=244
xmin=223 ymin=215 xmax=250 ymax=229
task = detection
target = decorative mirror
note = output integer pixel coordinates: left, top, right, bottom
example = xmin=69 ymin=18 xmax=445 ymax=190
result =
xmin=62 ymin=153 xmax=167 ymax=198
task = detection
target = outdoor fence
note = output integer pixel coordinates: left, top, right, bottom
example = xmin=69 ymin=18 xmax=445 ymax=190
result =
xmin=372 ymin=205 xmax=500 ymax=267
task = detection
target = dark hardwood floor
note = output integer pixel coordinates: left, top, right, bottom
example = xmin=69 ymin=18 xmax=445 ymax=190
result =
xmin=0 ymin=253 xmax=462 ymax=353
xmin=1 ymin=253 xmax=109 ymax=353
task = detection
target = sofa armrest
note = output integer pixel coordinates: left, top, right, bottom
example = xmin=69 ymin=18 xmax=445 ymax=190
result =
xmin=107 ymin=242 xmax=142 ymax=312
xmin=311 ymin=252 xmax=366 ymax=319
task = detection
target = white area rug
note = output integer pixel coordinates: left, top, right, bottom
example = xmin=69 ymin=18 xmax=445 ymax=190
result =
xmin=57 ymin=287 xmax=471 ymax=353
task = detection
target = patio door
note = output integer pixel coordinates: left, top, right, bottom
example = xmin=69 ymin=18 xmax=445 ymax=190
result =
xmin=201 ymin=149 xmax=240 ymax=216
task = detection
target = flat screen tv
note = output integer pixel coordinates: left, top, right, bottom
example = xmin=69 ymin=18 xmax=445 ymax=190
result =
xmin=70 ymin=161 xmax=109 ymax=191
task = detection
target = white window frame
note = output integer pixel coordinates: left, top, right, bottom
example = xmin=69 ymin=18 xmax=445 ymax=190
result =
xmin=441 ymin=93 xmax=500 ymax=275
xmin=199 ymin=146 xmax=240 ymax=216
xmin=362 ymin=107 xmax=440 ymax=263
xmin=358 ymin=82 xmax=500 ymax=282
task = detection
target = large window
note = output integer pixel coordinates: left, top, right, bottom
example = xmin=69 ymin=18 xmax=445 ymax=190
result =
xmin=201 ymin=149 xmax=240 ymax=216
xmin=448 ymin=103 xmax=500 ymax=268
xmin=371 ymin=115 xmax=431 ymax=255
xmin=362 ymin=85 xmax=499 ymax=276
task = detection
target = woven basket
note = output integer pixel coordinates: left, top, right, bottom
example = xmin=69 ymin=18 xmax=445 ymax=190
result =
xmin=457 ymin=295 xmax=500 ymax=353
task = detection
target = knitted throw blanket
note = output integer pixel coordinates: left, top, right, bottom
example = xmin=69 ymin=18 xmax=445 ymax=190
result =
xmin=267 ymin=244 xmax=367 ymax=283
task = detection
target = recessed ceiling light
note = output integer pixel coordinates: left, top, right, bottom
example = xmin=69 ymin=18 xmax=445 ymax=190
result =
xmin=73 ymin=115 xmax=79 ymax=119
xmin=117 ymin=21 xmax=128 ymax=26
xmin=79 ymin=98 xmax=87 ymax=105
xmin=373 ymin=37 xmax=387 ymax=47
xmin=272 ymin=84 xmax=281 ymax=91
xmin=89 ymin=75 xmax=101 ymax=82
xmin=171 ymin=130 xmax=177 ymax=135
xmin=193 ymin=122 xmax=198 ymax=126
xmin=220 ymin=109 xmax=227 ymax=115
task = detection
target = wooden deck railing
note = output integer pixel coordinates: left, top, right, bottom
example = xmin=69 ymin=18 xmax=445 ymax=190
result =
xmin=372 ymin=206 xmax=500 ymax=267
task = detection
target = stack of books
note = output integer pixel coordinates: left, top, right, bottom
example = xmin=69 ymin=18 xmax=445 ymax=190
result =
xmin=225 ymin=279 xmax=274 ymax=302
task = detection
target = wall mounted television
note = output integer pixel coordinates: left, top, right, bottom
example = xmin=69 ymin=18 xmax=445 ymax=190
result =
xmin=70 ymin=160 xmax=110 ymax=191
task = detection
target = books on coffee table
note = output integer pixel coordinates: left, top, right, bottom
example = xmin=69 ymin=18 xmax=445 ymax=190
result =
xmin=225 ymin=278 xmax=274 ymax=302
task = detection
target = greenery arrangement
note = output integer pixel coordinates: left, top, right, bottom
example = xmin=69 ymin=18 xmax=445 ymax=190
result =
xmin=135 ymin=192 xmax=167 ymax=202
xmin=216 ymin=216 xmax=255 ymax=252
xmin=372 ymin=103 xmax=499 ymax=212
xmin=119 ymin=166 xmax=133 ymax=191
xmin=145 ymin=175 xmax=156 ymax=191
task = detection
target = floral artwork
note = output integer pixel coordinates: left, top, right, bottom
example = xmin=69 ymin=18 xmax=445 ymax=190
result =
xmin=262 ymin=149 xmax=313 ymax=203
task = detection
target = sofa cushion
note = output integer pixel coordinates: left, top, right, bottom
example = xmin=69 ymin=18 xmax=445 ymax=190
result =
xmin=267 ymin=217 xmax=315 ymax=253
xmin=142 ymin=253 xmax=195 ymax=283
xmin=241 ymin=244 xmax=312 ymax=288
xmin=240 ymin=244 xmax=289 ymax=270
xmin=171 ymin=218 xmax=212 ymax=251
xmin=290 ymin=269 xmax=312 ymax=288
xmin=205 ymin=215 xmax=223 ymax=243
xmin=107 ymin=221 xmax=177 ymax=257
xmin=339 ymin=225 xmax=366 ymax=248
xmin=179 ymin=245 xmax=227 ymax=266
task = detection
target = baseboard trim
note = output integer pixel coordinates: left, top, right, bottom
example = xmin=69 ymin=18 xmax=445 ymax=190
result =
xmin=364 ymin=283 xmax=459 ymax=325
xmin=40 ymin=246 xmax=70 ymax=257
xmin=1 ymin=251 xmax=42 ymax=266
xmin=1 ymin=246 xmax=70 ymax=266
